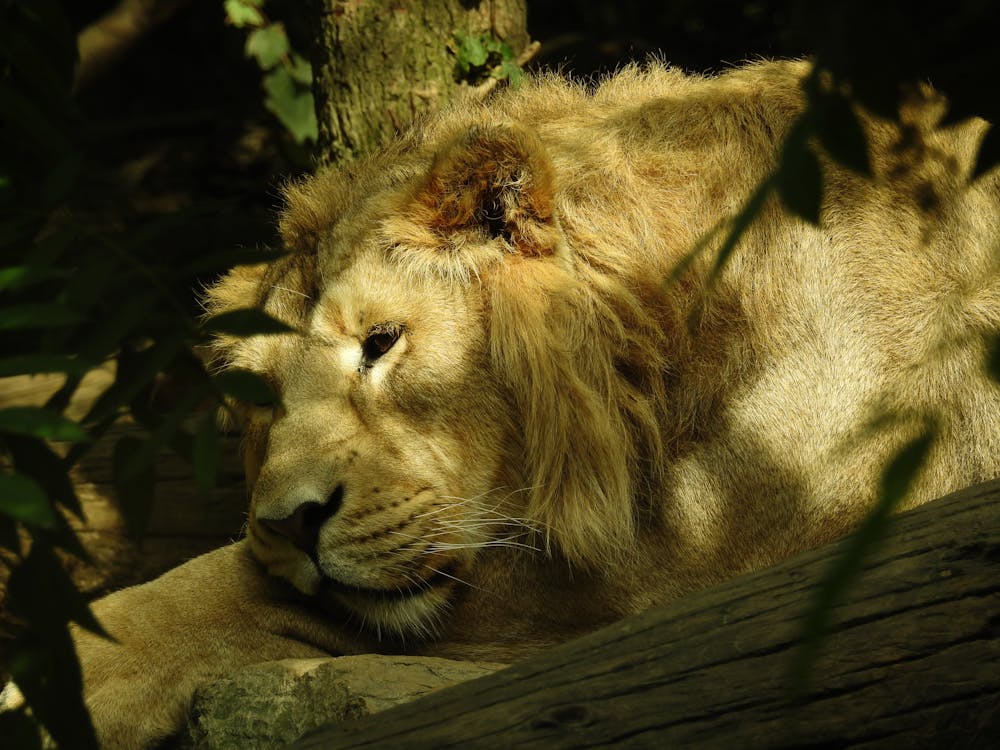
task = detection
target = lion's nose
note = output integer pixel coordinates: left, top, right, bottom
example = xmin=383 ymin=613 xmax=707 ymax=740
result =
xmin=259 ymin=485 xmax=344 ymax=554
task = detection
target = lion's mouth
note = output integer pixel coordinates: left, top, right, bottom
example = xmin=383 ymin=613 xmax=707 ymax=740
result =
xmin=318 ymin=563 xmax=458 ymax=602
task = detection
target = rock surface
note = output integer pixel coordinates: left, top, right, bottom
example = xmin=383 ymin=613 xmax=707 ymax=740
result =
xmin=179 ymin=655 xmax=506 ymax=750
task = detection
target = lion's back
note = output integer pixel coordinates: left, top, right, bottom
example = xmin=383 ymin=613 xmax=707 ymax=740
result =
xmin=486 ymin=60 xmax=1000 ymax=560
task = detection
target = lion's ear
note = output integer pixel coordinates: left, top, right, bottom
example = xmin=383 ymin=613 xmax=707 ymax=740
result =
xmin=279 ymin=172 xmax=346 ymax=255
xmin=412 ymin=124 xmax=561 ymax=257
xmin=203 ymin=263 xmax=271 ymax=318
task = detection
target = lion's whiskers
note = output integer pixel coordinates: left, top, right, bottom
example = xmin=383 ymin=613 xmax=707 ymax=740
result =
xmin=376 ymin=485 xmax=547 ymax=600
xmin=427 ymin=565 xmax=484 ymax=592
xmin=434 ymin=518 xmax=536 ymax=532
xmin=388 ymin=527 xmax=539 ymax=552
xmin=429 ymin=538 xmax=542 ymax=553
xmin=417 ymin=485 xmax=550 ymax=555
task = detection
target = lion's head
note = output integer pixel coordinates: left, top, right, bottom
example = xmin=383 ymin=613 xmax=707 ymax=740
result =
xmin=206 ymin=101 xmax=675 ymax=636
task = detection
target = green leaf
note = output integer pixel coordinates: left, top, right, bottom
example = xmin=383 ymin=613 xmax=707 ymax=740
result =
xmin=75 ymin=292 xmax=160 ymax=364
xmin=454 ymin=32 xmax=489 ymax=71
xmin=193 ymin=409 xmax=221 ymax=498
xmin=245 ymin=23 xmax=289 ymax=69
xmin=288 ymin=52 xmax=313 ymax=86
xmin=43 ymin=373 xmax=83 ymax=423
xmin=6 ymin=434 xmax=83 ymax=519
xmin=492 ymin=59 xmax=523 ymax=84
xmin=0 ymin=354 xmax=94 ymax=377
xmin=0 ymin=81 xmax=72 ymax=158
xmin=262 ymin=67 xmax=318 ymax=143
xmin=709 ymin=177 xmax=773 ymax=282
xmin=224 ymin=0 xmax=264 ymax=28
xmin=972 ymin=125 xmax=1000 ymax=180
xmin=0 ymin=708 xmax=43 ymax=750
xmin=6 ymin=546 xmax=105 ymax=749
xmin=112 ymin=436 xmax=156 ymax=542
xmin=49 ymin=511 xmax=93 ymax=562
xmin=203 ymin=307 xmax=296 ymax=336
xmin=0 ymin=474 xmax=57 ymax=528
xmin=988 ymin=332 xmax=1000 ymax=382
xmin=0 ymin=407 xmax=87 ymax=441
xmin=776 ymin=121 xmax=823 ymax=225
xmin=213 ymin=368 xmax=279 ymax=406
xmin=84 ymin=337 xmax=186 ymax=424
xmin=0 ymin=302 xmax=81 ymax=330
xmin=7 ymin=627 xmax=99 ymax=750
xmin=813 ymin=91 xmax=871 ymax=176
xmin=7 ymin=543 xmax=110 ymax=638
xmin=0 ymin=265 xmax=71 ymax=291
xmin=792 ymin=427 xmax=936 ymax=690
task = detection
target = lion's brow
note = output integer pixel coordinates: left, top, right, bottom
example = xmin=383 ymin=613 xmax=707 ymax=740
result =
xmin=303 ymin=328 xmax=344 ymax=349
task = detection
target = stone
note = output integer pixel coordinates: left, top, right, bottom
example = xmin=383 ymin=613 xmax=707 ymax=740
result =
xmin=179 ymin=655 xmax=506 ymax=750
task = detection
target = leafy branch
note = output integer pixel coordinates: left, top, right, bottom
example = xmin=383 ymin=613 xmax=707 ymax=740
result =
xmin=224 ymin=0 xmax=318 ymax=144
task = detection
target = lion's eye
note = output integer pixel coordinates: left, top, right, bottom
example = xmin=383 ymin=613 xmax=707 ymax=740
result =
xmin=361 ymin=322 xmax=402 ymax=364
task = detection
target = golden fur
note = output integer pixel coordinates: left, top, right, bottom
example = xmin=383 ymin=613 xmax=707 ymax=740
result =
xmin=14 ymin=61 xmax=999 ymax=748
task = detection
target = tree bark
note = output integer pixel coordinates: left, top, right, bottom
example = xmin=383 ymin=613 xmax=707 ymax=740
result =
xmin=310 ymin=0 xmax=530 ymax=166
xmin=291 ymin=480 xmax=1000 ymax=749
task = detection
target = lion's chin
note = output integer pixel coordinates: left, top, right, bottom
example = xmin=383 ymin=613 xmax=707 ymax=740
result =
xmin=277 ymin=557 xmax=457 ymax=638
xmin=324 ymin=580 xmax=453 ymax=639
xmin=316 ymin=562 xmax=459 ymax=638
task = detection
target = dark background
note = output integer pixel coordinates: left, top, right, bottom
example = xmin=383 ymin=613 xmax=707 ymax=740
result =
xmin=62 ymin=0 xmax=811 ymax=251
xmin=61 ymin=0 xmax=996 ymax=255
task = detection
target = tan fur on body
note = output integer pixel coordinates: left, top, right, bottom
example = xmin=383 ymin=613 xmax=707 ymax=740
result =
xmin=34 ymin=61 xmax=1000 ymax=747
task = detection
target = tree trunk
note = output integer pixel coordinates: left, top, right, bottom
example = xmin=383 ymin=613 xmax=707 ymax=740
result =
xmin=310 ymin=0 xmax=530 ymax=165
xmin=292 ymin=480 xmax=1000 ymax=749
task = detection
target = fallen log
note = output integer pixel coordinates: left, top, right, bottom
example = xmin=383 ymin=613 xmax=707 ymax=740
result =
xmin=292 ymin=480 xmax=1000 ymax=750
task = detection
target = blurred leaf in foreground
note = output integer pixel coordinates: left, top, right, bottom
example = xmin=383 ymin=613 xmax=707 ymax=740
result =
xmin=791 ymin=426 xmax=936 ymax=690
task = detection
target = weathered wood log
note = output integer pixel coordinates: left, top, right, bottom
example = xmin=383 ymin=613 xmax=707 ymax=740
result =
xmin=292 ymin=480 xmax=1000 ymax=749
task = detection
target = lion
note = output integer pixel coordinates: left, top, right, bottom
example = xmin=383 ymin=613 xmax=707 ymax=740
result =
xmin=14 ymin=60 xmax=1000 ymax=748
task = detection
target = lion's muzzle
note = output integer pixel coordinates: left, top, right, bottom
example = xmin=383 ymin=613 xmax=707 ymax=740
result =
xmin=257 ymin=484 xmax=344 ymax=558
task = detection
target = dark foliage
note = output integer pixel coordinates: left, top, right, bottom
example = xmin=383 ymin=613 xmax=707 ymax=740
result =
xmin=0 ymin=0 xmax=290 ymax=744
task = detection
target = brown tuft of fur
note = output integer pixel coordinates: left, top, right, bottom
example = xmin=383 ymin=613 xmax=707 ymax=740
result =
xmin=413 ymin=125 xmax=560 ymax=255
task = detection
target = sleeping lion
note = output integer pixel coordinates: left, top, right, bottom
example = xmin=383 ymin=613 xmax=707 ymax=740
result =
xmin=21 ymin=60 xmax=1000 ymax=747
